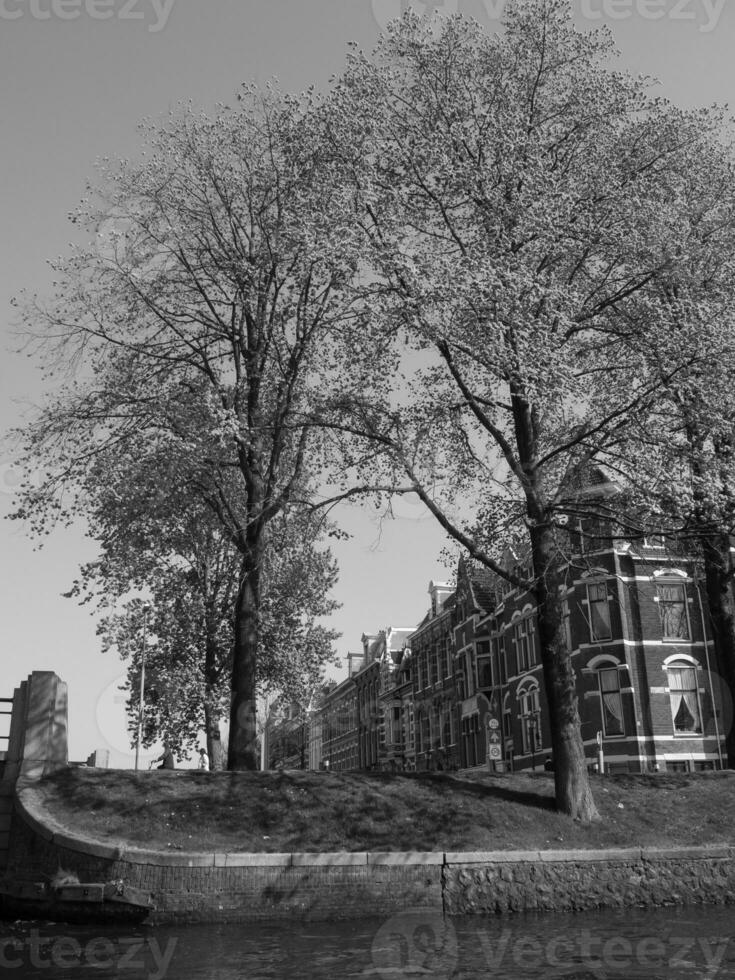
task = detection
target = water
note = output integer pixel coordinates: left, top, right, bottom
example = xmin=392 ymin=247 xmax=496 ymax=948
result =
xmin=2 ymin=904 xmax=735 ymax=978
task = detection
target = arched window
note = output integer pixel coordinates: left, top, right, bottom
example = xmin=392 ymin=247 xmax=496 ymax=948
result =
xmin=597 ymin=665 xmax=624 ymax=736
xmin=665 ymin=658 xmax=702 ymax=734
xmin=517 ymin=681 xmax=541 ymax=755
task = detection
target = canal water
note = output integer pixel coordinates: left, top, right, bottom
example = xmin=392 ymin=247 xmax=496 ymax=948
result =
xmin=1 ymin=903 xmax=734 ymax=978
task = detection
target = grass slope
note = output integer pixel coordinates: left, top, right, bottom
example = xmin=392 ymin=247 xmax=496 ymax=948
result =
xmin=24 ymin=768 xmax=735 ymax=855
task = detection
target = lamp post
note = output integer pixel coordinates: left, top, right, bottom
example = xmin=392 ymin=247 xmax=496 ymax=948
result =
xmin=134 ymin=603 xmax=150 ymax=772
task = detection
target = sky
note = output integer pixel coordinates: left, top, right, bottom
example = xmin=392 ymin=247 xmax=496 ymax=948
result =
xmin=1 ymin=0 xmax=734 ymax=767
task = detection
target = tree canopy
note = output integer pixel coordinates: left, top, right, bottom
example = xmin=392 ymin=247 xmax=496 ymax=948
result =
xmin=318 ymin=0 xmax=735 ymax=818
xmin=12 ymin=89 xmax=359 ymax=769
xmin=9 ymin=0 xmax=735 ymax=816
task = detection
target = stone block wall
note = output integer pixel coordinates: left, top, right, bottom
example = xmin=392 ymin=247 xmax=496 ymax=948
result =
xmin=443 ymin=847 xmax=735 ymax=915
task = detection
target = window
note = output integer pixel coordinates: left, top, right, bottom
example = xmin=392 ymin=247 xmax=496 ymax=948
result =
xmin=668 ymin=664 xmax=702 ymax=734
xmin=497 ymin=636 xmax=509 ymax=683
xmin=402 ymin=703 xmax=414 ymax=752
xmin=503 ymin=694 xmax=512 ymax=739
xmin=464 ymin=650 xmax=476 ymax=697
xmin=442 ymin=712 xmax=452 ymax=748
xmin=598 ymin=667 xmax=624 ymax=736
xmin=420 ymin=714 xmax=430 ymax=753
xmin=514 ymin=617 xmax=533 ymax=672
xmin=519 ymin=685 xmax=541 ymax=756
xmin=643 ymin=534 xmax=665 ymax=548
xmin=477 ymin=656 xmax=494 ymax=689
xmin=587 ymin=583 xmax=611 ymax=641
xmin=657 ymin=583 xmax=689 ymax=640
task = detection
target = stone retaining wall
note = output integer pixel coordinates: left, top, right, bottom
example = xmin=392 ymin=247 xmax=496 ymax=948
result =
xmin=443 ymin=847 xmax=735 ymax=915
xmin=8 ymin=791 xmax=735 ymax=922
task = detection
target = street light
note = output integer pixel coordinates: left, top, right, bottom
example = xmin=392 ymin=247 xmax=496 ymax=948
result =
xmin=134 ymin=603 xmax=151 ymax=772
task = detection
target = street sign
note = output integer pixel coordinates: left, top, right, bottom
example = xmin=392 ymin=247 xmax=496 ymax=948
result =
xmin=489 ymin=744 xmax=502 ymax=760
xmin=488 ymin=717 xmax=499 ymax=730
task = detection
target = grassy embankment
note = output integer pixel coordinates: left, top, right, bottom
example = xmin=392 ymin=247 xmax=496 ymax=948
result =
xmin=23 ymin=767 xmax=735 ymax=854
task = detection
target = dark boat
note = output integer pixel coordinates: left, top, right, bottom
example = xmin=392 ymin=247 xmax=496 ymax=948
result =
xmin=0 ymin=877 xmax=155 ymax=923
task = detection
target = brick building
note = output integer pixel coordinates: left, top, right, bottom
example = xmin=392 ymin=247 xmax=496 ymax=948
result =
xmin=455 ymin=501 xmax=725 ymax=775
xmin=411 ymin=582 xmax=460 ymax=771
xmin=321 ymin=673 xmax=358 ymax=771
xmin=303 ymin=471 xmax=727 ymax=775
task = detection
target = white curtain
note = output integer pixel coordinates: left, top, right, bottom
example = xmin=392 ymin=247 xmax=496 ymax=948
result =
xmin=599 ymin=669 xmax=623 ymax=734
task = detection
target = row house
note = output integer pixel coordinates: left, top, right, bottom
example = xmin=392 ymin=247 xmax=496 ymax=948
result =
xmin=265 ymin=700 xmax=308 ymax=770
xmin=378 ymin=632 xmax=415 ymax=772
xmin=354 ymin=641 xmax=381 ymax=771
xmin=287 ymin=471 xmax=727 ymax=775
xmin=321 ymin=672 xmax=359 ymax=771
xmin=411 ymin=582 xmax=460 ymax=771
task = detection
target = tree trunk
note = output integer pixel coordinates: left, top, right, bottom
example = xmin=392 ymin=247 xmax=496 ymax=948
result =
xmin=701 ymin=532 xmax=735 ymax=767
xmin=531 ymin=523 xmax=600 ymax=821
xmin=510 ymin=384 xmax=599 ymax=821
xmin=203 ymin=693 xmax=225 ymax=771
xmin=203 ymin=626 xmax=225 ymax=770
xmin=228 ymin=550 xmax=261 ymax=770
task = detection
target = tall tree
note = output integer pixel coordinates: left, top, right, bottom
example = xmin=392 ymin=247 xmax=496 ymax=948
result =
xmin=12 ymin=91 xmax=358 ymax=769
xmin=323 ymin=1 xmax=730 ymax=818
xmin=64 ymin=437 xmax=340 ymax=768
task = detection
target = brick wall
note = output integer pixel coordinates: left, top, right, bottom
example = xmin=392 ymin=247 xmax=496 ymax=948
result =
xmin=7 ymin=809 xmax=442 ymax=922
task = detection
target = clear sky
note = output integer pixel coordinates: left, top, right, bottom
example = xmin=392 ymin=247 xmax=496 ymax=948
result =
xmin=1 ymin=0 xmax=733 ymax=767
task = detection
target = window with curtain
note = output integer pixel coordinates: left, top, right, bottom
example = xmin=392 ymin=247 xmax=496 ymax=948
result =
xmin=657 ymin=583 xmax=690 ymax=640
xmin=587 ymin=583 xmax=612 ymax=641
xmin=598 ymin=667 xmax=624 ymax=736
xmin=668 ymin=664 xmax=702 ymax=734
